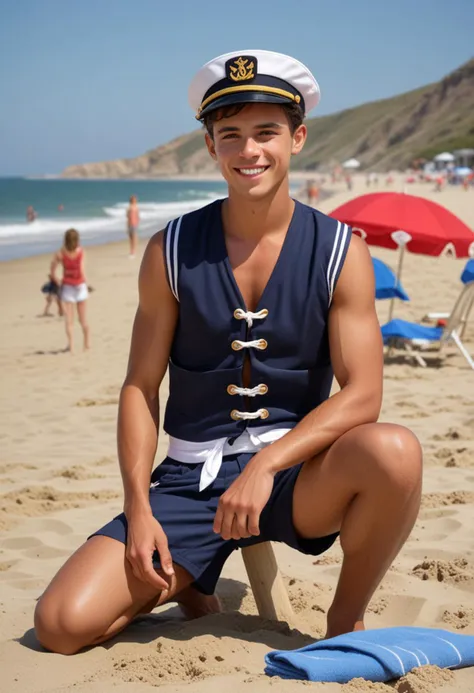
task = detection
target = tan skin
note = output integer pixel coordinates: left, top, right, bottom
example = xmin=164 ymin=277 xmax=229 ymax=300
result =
xmin=34 ymin=103 xmax=422 ymax=654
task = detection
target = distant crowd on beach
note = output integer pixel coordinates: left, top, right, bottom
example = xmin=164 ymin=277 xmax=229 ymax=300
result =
xmin=39 ymin=194 xmax=141 ymax=353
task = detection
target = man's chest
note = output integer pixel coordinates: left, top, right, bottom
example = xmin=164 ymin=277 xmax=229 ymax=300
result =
xmin=227 ymin=236 xmax=286 ymax=313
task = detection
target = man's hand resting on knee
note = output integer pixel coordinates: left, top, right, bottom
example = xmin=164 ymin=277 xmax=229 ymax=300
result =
xmin=126 ymin=511 xmax=176 ymax=593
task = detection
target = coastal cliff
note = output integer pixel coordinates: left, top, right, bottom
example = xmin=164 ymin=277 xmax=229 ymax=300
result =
xmin=61 ymin=58 xmax=474 ymax=178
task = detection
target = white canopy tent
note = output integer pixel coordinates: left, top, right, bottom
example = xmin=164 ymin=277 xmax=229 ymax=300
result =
xmin=342 ymin=158 xmax=361 ymax=169
xmin=434 ymin=152 xmax=455 ymax=163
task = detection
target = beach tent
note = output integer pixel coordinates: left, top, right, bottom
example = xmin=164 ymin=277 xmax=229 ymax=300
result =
xmin=342 ymin=158 xmax=360 ymax=169
xmin=433 ymin=152 xmax=455 ymax=163
xmin=453 ymin=149 xmax=474 ymax=167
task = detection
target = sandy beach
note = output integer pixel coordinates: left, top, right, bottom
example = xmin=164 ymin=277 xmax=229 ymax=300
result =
xmin=1 ymin=173 xmax=473 ymax=693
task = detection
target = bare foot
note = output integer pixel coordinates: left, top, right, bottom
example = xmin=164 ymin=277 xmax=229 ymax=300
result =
xmin=175 ymin=585 xmax=222 ymax=620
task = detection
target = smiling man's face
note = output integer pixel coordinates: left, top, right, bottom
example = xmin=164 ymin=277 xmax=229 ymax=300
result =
xmin=205 ymin=103 xmax=307 ymax=200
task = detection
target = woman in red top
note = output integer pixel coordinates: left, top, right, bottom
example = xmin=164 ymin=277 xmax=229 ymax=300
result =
xmin=51 ymin=228 xmax=90 ymax=353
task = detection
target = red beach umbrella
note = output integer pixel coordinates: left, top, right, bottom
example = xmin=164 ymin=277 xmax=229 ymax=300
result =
xmin=329 ymin=192 xmax=474 ymax=319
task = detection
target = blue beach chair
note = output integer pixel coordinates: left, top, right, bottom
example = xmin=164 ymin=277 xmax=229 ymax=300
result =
xmin=372 ymin=257 xmax=409 ymax=302
xmin=423 ymin=259 xmax=474 ymax=330
xmin=382 ymin=281 xmax=474 ymax=368
xmin=461 ymin=258 xmax=474 ymax=284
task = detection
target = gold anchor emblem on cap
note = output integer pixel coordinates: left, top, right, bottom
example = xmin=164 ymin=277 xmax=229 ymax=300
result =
xmin=229 ymin=56 xmax=255 ymax=82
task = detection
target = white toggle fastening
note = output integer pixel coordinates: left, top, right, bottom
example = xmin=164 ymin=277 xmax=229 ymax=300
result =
xmin=228 ymin=384 xmax=267 ymax=397
xmin=231 ymin=408 xmax=269 ymax=420
xmin=232 ymin=339 xmax=267 ymax=350
xmin=234 ymin=308 xmax=269 ymax=327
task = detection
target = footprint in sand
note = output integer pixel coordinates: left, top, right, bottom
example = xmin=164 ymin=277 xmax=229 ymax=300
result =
xmin=412 ymin=557 xmax=473 ymax=585
xmin=418 ymin=507 xmax=459 ymax=521
xmin=0 ymin=486 xmax=121 ymax=519
xmin=283 ymin=576 xmax=330 ymax=619
xmin=427 ymin=446 xmax=473 ymax=468
xmin=94 ymin=456 xmax=116 ymax=466
xmin=368 ymin=595 xmax=426 ymax=626
xmin=0 ymin=560 xmax=17 ymax=572
xmin=0 ymin=536 xmax=42 ymax=550
xmin=415 ymin=516 xmax=463 ymax=541
xmin=23 ymin=544 xmax=70 ymax=560
xmin=0 ymin=463 xmax=38 ymax=475
xmin=400 ymin=410 xmax=430 ymax=419
xmin=32 ymin=518 xmax=73 ymax=535
xmin=6 ymin=576 xmax=48 ymax=591
xmin=395 ymin=400 xmax=422 ymax=409
xmin=421 ymin=491 xmax=474 ymax=509
xmin=432 ymin=428 xmax=462 ymax=442
xmin=54 ymin=465 xmax=105 ymax=480
xmin=75 ymin=397 xmax=119 ymax=407
xmin=441 ymin=605 xmax=474 ymax=629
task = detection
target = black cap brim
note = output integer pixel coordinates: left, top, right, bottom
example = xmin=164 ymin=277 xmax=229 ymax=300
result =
xmin=197 ymin=91 xmax=298 ymax=119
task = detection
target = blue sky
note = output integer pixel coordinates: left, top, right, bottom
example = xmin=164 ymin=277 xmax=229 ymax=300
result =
xmin=1 ymin=0 xmax=472 ymax=176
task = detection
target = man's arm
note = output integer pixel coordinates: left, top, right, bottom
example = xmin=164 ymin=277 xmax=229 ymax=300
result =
xmin=118 ymin=230 xmax=178 ymax=517
xmin=259 ymin=234 xmax=383 ymax=472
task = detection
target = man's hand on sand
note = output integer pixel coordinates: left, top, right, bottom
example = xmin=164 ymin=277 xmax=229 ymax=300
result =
xmin=213 ymin=460 xmax=275 ymax=540
xmin=125 ymin=512 xmax=176 ymax=593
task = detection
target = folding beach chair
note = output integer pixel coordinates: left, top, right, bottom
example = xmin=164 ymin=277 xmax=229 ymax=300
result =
xmin=381 ymin=281 xmax=474 ymax=368
xmin=422 ymin=259 xmax=474 ymax=337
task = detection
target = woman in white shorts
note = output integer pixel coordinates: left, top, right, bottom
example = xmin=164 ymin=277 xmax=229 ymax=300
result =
xmin=51 ymin=229 xmax=90 ymax=353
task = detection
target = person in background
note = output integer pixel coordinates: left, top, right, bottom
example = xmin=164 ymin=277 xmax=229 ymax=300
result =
xmin=50 ymin=228 xmax=90 ymax=353
xmin=126 ymin=195 xmax=140 ymax=258
xmin=40 ymin=274 xmax=63 ymax=317
xmin=306 ymin=179 xmax=319 ymax=206
xmin=26 ymin=205 xmax=37 ymax=222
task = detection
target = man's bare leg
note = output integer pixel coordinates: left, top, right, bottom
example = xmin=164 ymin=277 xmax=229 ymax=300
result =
xmin=292 ymin=422 xmax=422 ymax=638
xmin=34 ymin=535 xmax=216 ymax=654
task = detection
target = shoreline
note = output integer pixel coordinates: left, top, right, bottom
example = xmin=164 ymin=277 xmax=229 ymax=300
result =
xmin=24 ymin=170 xmax=334 ymax=182
xmin=0 ymin=180 xmax=333 ymax=264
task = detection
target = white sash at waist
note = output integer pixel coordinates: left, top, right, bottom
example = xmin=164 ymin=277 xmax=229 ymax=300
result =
xmin=166 ymin=425 xmax=292 ymax=492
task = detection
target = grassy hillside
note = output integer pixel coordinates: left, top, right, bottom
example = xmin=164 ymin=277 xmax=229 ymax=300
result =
xmin=61 ymin=57 xmax=474 ymax=177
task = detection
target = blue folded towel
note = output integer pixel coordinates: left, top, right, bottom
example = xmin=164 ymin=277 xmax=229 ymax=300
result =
xmin=265 ymin=627 xmax=474 ymax=683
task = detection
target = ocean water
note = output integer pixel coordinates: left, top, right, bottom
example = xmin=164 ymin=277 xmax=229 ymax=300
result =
xmin=0 ymin=178 xmax=229 ymax=261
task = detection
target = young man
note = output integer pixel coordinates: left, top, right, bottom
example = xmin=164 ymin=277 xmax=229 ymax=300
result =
xmin=34 ymin=50 xmax=422 ymax=655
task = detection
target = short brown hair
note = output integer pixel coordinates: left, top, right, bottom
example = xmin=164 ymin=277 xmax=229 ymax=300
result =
xmin=203 ymin=102 xmax=305 ymax=139
xmin=64 ymin=228 xmax=80 ymax=252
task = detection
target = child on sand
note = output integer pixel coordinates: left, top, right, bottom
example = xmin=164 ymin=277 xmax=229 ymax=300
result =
xmin=35 ymin=50 xmax=422 ymax=655
xmin=50 ymin=229 xmax=90 ymax=353
xmin=40 ymin=275 xmax=63 ymax=317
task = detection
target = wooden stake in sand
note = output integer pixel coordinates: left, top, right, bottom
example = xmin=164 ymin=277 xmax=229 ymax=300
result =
xmin=241 ymin=542 xmax=295 ymax=625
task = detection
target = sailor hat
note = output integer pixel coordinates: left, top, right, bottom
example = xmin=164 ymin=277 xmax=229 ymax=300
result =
xmin=189 ymin=49 xmax=320 ymax=120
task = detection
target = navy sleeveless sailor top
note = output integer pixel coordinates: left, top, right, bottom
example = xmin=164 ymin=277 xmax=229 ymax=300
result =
xmin=163 ymin=199 xmax=352 ymax=443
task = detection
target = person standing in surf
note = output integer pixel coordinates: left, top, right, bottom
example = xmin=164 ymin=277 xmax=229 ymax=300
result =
xmin=126 ymin=195 xmax=140 ymax=258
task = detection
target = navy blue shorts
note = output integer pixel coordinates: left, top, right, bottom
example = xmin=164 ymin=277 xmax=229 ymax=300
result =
xmin=91 ymin=452 xmax=338 ymax=595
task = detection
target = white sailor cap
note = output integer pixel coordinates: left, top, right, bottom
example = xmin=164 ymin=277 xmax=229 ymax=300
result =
xmin=189 ymin=49 xmax=320 ymax=120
